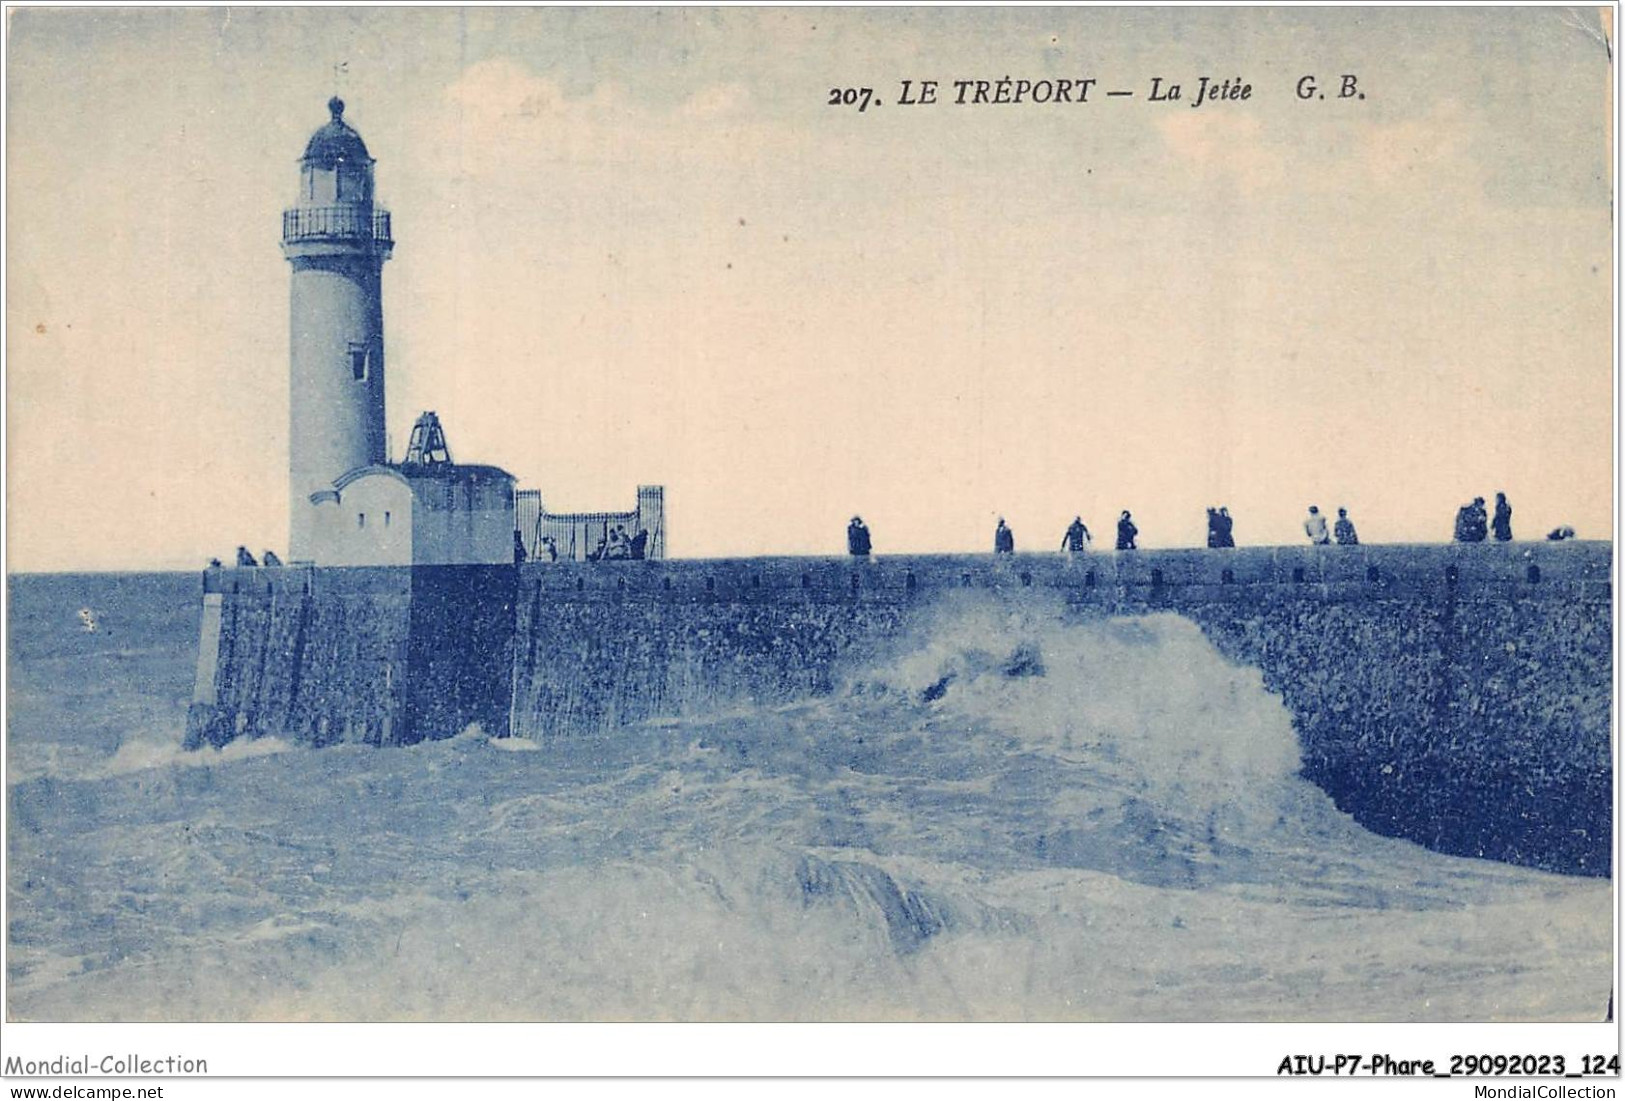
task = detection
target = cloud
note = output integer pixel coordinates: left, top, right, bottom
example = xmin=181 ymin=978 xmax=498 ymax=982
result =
xmin=445 ymin=57 xmax=572 ymax=119
xmin=677 ymin=81 xmax=751 ymax=120
xmin=1154 ymin=98 xmax=1485 ymax=208
xmin=1356 ymin=100 xmax=1472 ymax=189
xmin=432 ymin=59 xmax=632 ymax=178
xmin=1155 ymin=111 xmax=1285 ymax=192
xmin=430 ymin=58 xmax=761 ymax=182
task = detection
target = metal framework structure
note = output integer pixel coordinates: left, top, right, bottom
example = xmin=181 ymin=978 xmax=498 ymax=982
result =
xmin=402 ymin=411 xmax=452 ymax=466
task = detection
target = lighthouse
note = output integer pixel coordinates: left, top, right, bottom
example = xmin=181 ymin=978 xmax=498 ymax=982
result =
xmin=272 ymin=96 xmax=658 ymax=568
xmin=282 ymin=96 xmax=393 ymax=561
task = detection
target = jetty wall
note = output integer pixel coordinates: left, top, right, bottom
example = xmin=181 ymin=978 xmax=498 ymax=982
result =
xmin=186 ymin=541 xmax=1613 ymax=874
xmin=186 ymin=565 xmax=513 ymax=750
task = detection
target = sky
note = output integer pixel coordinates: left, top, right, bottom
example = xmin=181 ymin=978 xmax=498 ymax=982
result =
xmin=5 ymin=6 xmax=1615 ymax=570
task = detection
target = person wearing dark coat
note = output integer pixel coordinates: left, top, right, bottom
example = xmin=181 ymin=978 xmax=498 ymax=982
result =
xmin=1333 ymin=508 xmax=1359 ymax=546
xmin=235 ymin=546 xmax=258 ymax=567
xmin=1116 ymin=511 xmax=1138 ymax=551
xmin=847 ymin=516 xmax=872 ymax=557
xmin=262 ymin=550 xmax=283 ymax=567
xmin=1454 ymin=497 xmax=1488 ymax=543
xmin=513 ymin=531 xmax=528 ymax=564
xmin=1491 ymin=493 xmax=1513 ymax=542
xmin=1205 ymin=507 xmax=1235 ymax=548
xmin=630 ymin=529 xmax=650 ymax=560
xmin=1061 ymin=516 xmax=1091 ymax=553
xmin=994 ymin=518 xmax=1015 ymax=554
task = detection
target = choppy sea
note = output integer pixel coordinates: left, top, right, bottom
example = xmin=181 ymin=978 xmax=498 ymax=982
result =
xmin=5 ymin=572 xmax=1611 ymax=1021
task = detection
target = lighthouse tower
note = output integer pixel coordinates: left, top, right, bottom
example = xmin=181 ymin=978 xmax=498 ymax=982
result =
xmin=282 ymin=97 xmax=393 ymax=560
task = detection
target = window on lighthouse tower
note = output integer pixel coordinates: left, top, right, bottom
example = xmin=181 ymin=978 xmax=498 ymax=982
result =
xmin=336 ymin=160 xmax=368 ymax=202
xmin=349 ymin=342 xmax=369 ymax=381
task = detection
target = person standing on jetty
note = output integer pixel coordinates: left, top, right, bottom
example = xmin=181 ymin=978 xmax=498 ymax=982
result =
xmin=847 ymin=516 xmax=872 ymax=557
xmin=1303 ymin=506 xmax=1331 ymax=545
xmin=994 ymin=518 xmax=1015 ymax=554
xmin=1492 ymin=492 xmax=1514 ymax=542
xmin=1334 ymin=508 xmax=1359 ymax=545
xmin=1206 ymin=507 xmax=1235 ymax=548
xmin=1061 ymin=516 xmax=1091 ymax=553
xmin=1116 ymin=511 xmax=1138 ymax=551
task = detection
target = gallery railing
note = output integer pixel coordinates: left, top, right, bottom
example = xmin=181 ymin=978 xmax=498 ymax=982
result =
xmin=281 ymin=205 xmax=392 ymax=246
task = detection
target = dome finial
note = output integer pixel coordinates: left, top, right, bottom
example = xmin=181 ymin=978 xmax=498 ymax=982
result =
xmin=328 ymin=96 xmax=345 ymax=121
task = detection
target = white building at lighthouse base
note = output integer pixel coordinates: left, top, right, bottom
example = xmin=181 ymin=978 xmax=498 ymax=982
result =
xmin=305 ymin=462 xmax=518 ymax=567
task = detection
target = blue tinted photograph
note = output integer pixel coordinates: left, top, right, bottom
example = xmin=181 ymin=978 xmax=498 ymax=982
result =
xmin=6 ymin=7 xmax=1613 ymax=1025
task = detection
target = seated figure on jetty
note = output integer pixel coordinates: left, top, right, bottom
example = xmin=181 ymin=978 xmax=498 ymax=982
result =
xmin=1454 ymin=497 xmax=1488 ymax=543
xmin=1116 ymin=511 xmax=1138 ymax=551
xmin=1061 ymin=516 xmax=1091 ymax=553
xmin=847 ymin=516 xmax=872 ymax=557
xmin=1303 ymin=506 xmax=1330 ymax=546
xmin=994 ymin=518 xmax=1015 ymax=554
xmin=1547 ymin=525 xmax=1576 ymax=541
xmin=262 ymin=550 xmax=283 ymax=567
xmin=235 ymin=546 xmax=258 ymax=567
xmin=1333 ymin=508 xmax=1359 ymax=546
xmin=1492 ymin=492 xmax=1514 ymax=542
xmin=629 ymin=528 xmax=650 ymax=560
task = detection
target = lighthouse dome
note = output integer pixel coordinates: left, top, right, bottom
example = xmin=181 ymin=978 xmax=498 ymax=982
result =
xmin=302 ymin=97 xmax=372 ymax=168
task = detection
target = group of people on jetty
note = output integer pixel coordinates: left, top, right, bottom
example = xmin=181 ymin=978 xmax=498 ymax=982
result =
xmin=1443 ymin=492 xmax=1573 ymax=544
xmin=215 ymin=492 xmax=1577 ymax=570
xmin=1443 ymin=493 xmax=1579 ymax=545
xmin=842 ymin=491 xmax=1575 ymax=559
xmin=225 ymin=547 xmax=281 ymax=568
xmin=585 ymin=525 xmax=650 ymax=563
xmin=1300 ymin=505 xmax=1360 ymax=547
xmin=849 ymin=511 xmax=1147 ymax=556
xmin=512 ymin=525 xmax=651 ymax=564
xmin=1451 ymin=493 xmax=1511 ymax=544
